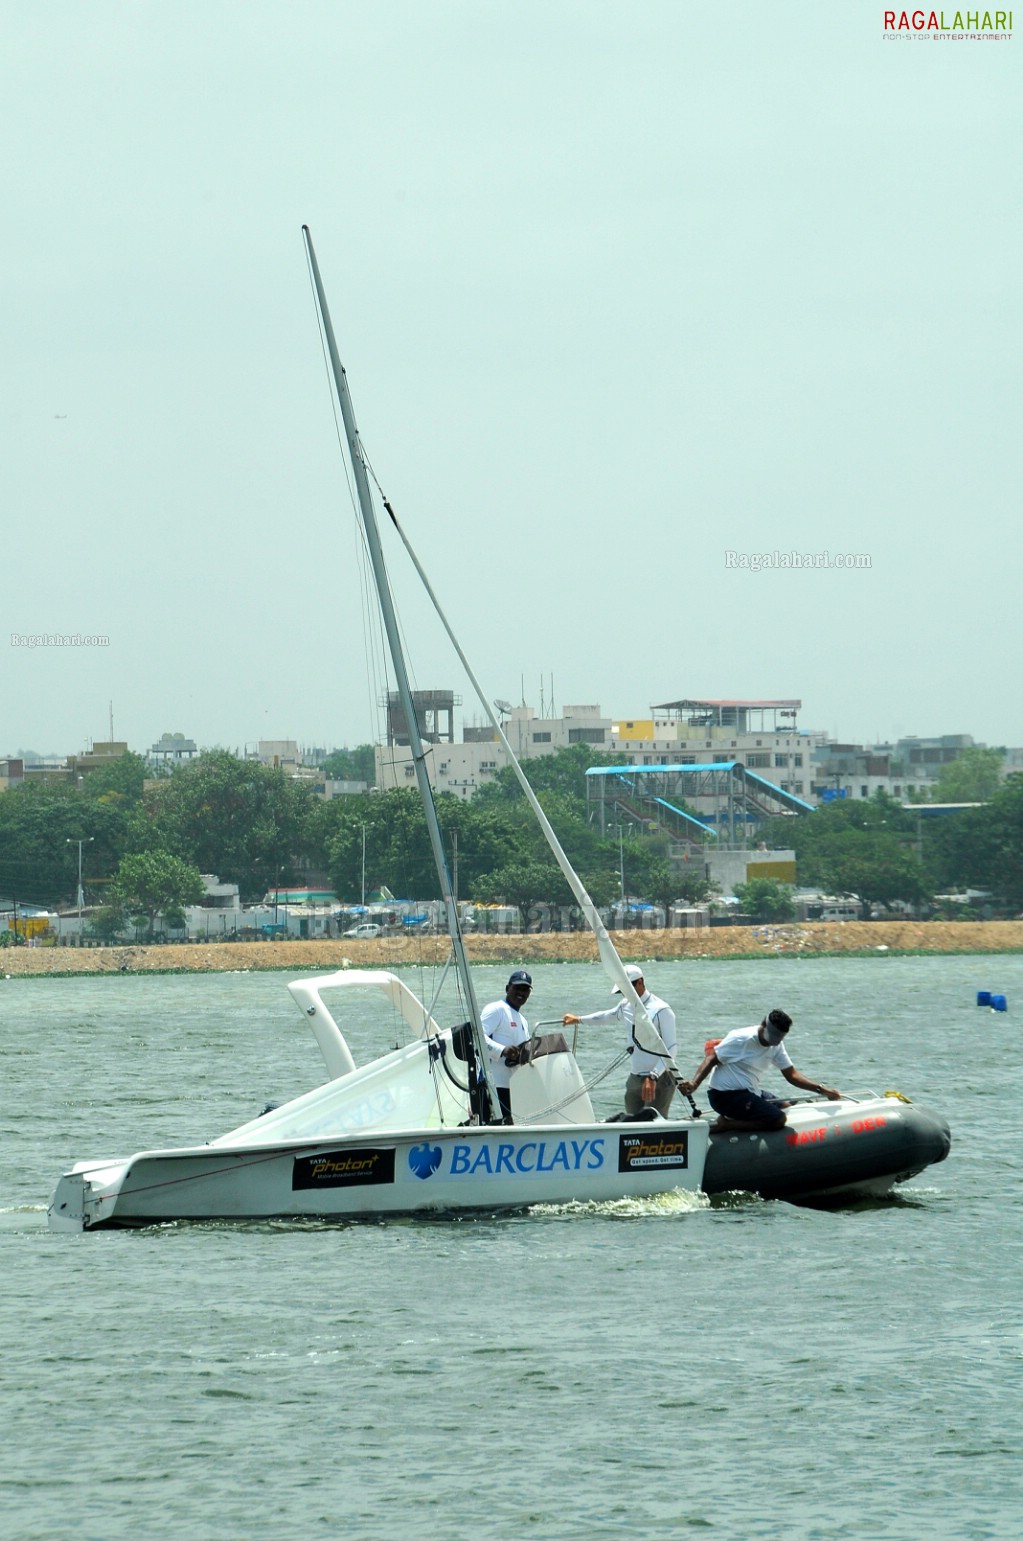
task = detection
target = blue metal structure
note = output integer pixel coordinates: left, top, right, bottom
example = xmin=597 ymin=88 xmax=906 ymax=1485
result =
xmin=586 ymin=761 xmax=813 ymax=846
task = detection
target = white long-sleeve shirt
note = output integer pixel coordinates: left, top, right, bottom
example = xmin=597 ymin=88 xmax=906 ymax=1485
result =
xmin=480 ymin=998 xmax=529 ymax=1089
xmin=577 ymin=990 xmax=676 ymax=1077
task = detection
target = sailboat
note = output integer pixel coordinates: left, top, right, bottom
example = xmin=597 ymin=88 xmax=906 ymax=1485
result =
xmin=47 ymin=230 xmax=711 ymax=1232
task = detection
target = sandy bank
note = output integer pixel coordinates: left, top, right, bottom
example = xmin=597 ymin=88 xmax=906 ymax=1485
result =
xmin=3 ymin=920 xmax=1023 ymax=976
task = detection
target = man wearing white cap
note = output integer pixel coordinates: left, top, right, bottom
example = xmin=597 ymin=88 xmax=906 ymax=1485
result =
xmin=680 ymin=1009 xmax=841 ymax=1130
xmin=562 ymin=966 xmax=678 ymax=1117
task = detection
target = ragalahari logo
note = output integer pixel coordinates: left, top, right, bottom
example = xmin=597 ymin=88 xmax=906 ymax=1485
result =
xmin=883 ymin=9 xmax=1013 ymax=35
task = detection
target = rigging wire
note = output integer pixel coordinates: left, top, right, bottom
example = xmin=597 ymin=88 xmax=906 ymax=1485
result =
xmin=512 ymin=1050 xmax=632 ymax=1125
xmin=303 ymin=248 xmax=391 ymax=753
xmin=324 ymin=391 xmax=471 ymax=1026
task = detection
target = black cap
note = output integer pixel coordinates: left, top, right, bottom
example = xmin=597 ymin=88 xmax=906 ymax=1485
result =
xmin=507 ymin=970 xmax=532 ymax=989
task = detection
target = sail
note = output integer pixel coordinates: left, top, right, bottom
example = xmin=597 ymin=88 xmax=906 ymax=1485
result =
xmin=302 ymin=227 xmax=499 ymax=1116
xmin=382 ymin=501 xmax=675 ymax=1068
xmin=302 ymin=224 xmax=673 ymax=1070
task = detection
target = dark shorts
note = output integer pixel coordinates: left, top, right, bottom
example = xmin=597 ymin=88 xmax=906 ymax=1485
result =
xmin=708 ymin=1086 xmax=786 ymax=1125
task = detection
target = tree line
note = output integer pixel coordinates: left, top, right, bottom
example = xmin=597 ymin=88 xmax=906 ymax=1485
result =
xmin=756 ymin=767 xmax=1023 ymax=917
xmin=1 ymin=743 xmax=1020 ymax=933
xmin=0 ymin=746 xmax=710 ymax=929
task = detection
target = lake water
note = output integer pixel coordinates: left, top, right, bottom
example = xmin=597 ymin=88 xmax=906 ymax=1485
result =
xmin=2 ymin=956 xmax=1020 ymax=1540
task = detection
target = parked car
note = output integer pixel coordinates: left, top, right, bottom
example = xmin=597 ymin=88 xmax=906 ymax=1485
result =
xmin=343 ymin=922 xmax=383 ymax=938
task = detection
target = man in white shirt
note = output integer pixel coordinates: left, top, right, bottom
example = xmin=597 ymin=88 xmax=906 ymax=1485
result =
xmin=680 ymin=1009 xmax=841 ymax=1130
xmin=481 ymin=969 xmax=532 ymax=1122
xmin=562 ymin=964 xmax=678 ymax=1117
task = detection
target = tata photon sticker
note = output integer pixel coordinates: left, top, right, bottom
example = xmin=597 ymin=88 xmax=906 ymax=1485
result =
xmin=292 ymin=1148 xmax=395 ymax=1189
xmin=618 ymin=1130 xmax=689 ymax=1173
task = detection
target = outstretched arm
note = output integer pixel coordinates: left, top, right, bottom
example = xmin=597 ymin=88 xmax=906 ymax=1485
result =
xmin=679 ymin=1050 xmax=718 ymax=1097
xmin=562 ymin=1007 xmax=619 ymax=1029
xmin=782 ymin=1066 xmax=841 ymax=1099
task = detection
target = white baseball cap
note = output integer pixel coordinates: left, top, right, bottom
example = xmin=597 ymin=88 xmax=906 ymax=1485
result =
xmin=612 ymin=965 xmax=645 ymax=994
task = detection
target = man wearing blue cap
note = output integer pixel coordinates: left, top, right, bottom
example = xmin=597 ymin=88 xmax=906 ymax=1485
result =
xmin=481 ymin=970 xmax=533 ymax=1122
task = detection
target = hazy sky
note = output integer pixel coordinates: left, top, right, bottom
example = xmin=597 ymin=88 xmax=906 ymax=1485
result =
xmin=4 ymin=2 xmax=1020 ymax=760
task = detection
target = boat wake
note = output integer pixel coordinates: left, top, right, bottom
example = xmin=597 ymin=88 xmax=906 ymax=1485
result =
xmin=531 ymin=1188 xmax=710 ymax=1220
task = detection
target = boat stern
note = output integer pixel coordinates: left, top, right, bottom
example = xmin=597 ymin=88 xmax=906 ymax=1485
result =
xmin=47 ymin=1161 xmax=131 ymax=1232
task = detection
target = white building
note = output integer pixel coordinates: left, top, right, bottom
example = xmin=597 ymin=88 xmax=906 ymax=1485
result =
xmin=148 ymin=732 xmax=199 ymax=768
xmin=612 ymin=699 xmax=828 ymax=804
xmin=251 ymin=739 xmax=302 ymax=769
xmin=810 ymin=735 xmax=989 ymax=803
xmin=375 ymin=703 xmax=613 ymax=798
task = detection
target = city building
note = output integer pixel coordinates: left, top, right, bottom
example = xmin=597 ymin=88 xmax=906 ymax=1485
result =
xmin=69 ymin=741 xmax=129 ymax=776
xmin=375 ymin=699 xmax=613 ymax=798
xmin=0 ymin=758 xmax=24 ymax=792
xmin=811 ymin=735 xmax=983 ymax=801
xmin=613 ymin=699 xmax=827 ymax=804
xmin=148 ymin=732 xmax=199 ymax=768
xmin=249 ymin=739 xmax=303 ymax=769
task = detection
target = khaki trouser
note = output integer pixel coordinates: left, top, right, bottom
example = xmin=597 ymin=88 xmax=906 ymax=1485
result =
xmin=624 ymin=1069 xmax=676 ymax=1118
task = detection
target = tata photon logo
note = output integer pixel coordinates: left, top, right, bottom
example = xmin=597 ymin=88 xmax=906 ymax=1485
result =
xmin=292 ymin=1148 xmax=395 ymax=1189
xmin=618 ymin=1130 xmax=690 ymax=1174
xmin=883 ymin=9 xmax=1013 ymax=36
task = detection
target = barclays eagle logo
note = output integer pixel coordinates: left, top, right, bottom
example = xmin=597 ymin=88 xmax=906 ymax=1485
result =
xmin=408 ymin=1143 xmax=442 ymax=1180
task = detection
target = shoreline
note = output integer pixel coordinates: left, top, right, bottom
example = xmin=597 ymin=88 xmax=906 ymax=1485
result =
xmin=3 ymin=920 xmax=1023 ymax=977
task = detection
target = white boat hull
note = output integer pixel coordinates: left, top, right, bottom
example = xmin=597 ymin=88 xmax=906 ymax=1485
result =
xmin=48 ymin=1118 xmax=710 ymax=1230
xmin=46 ymin=975 xmax=950 ymax=1230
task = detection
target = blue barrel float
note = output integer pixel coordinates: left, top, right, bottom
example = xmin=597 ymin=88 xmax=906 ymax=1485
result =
xmin=977 ymin=990 xmax=1008 ymax=1011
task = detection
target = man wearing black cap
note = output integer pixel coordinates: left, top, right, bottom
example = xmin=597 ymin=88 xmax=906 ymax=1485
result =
xmin=481 ymin=970 xmax=533 ymax=1122
xmin=680 ymin=1009 xmax=841 ymax=1130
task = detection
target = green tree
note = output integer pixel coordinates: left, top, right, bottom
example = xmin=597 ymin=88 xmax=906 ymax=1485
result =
xmin=932 ymin=746 xmax=1004 ymax=804
xmin=471 ymin=859 xmax=572 ymax=927
xmin=642 ymin=859 xmax=678 ymax=918
xmin=476 ymin=745 xmax=628 ymax=808
xmin=321 ymin=778 xmax=628 ymax=908
xmin=734 ymin=877 xmax=796 ymax=922
xmin=761 ymin=790 xmax=916 ymax=863
xmin=983 ymin=774 xmax=1023 ymax=908
xmin=323 ymin=788 xmax=467 ymax=901
xmin=140 ymin=751 xmax=319 ymax=901
xmin=81 ymin=750 xmax=148 ymax=803
xmin=806 ymin=829 xmax=929 ymax=916
xmin=320 ymin=745 xmax=377 ymax=786
xmin=760 ymin=792 xmax=927 ymax=913
xmin=673 ymin=869 xmax=715 ymax=907
xmin=111 ymin=852 xmax=205 ymax=939
xmin=88 ymin=903 xmax=130 ymax=943
xmin=575 ymin=868 xmax=622 ymax=911
xmin=0 ymin=780 xmax=131 ymax=908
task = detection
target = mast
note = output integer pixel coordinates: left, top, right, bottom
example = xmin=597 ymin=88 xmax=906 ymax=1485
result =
xmin=383 ymin=504 xmax=674 ymax=1066
xmin=302 ymin=227 xmax=497 ymax=1117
